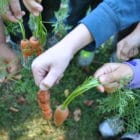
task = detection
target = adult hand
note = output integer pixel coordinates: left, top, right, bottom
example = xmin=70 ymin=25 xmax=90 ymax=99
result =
xmin=23 ymin=0 xmax=43 ymax=16
xmin=2 ymin=0 xmax=25 ymax=22
xmin=32 ymin=44 xmax=74 ymax=91
xmin=94 ymin=63 xmax=133 ymax=93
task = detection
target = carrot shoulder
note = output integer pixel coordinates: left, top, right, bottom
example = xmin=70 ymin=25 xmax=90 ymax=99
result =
xmin=29 ymin=36 xmax=40 ymax=49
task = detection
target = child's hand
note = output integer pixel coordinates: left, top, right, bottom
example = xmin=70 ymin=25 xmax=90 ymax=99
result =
xmin=32 ymin=44 xmax=73 ymax=90
xmin=117 ymin=39 xmax=139 ymax=61
xmin=23 ymin=0 xmax=43 ymax=16
xmin=0 ymin=43 xmax=21 ymax=75
xmin=2 ymin=0 xmax=25 ymax=22
xmin=94 ymin=63 xmax=133 ymax=93
xmin=117 ymin=23 xmax=140 ymax=61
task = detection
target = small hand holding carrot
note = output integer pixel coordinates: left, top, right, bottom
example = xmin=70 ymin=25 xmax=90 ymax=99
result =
xmin=23 ymin=0 xmax=43 ymax=16
xmin=32 ymin=43 xmax=74 ymax=90
xmin=94 ymin=63 xmax=133 ymax=93
xmin=31 ymin=23 xmax=94 ymax=90
xmin=2 ymin=0 xmax=25 ymax=22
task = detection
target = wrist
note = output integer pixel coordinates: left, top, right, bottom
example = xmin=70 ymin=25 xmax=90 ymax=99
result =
xmin=54 ymin=42 xmax=75 ymax=61
xmin=58 ymin=24 xmax=93 ymax=56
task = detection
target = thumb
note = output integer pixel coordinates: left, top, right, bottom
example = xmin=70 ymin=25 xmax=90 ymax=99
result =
xmin=39 ymin=68 xmax=61 ymax=90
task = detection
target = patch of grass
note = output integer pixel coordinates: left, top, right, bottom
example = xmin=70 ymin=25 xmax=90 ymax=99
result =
xmin=0 ymin=39 xmax=120 ymax=140
xmin=0 ymin=55 xmax=104 ymax=140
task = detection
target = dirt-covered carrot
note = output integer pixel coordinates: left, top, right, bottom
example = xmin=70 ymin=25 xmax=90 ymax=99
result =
xmin=35 ymin=47 xmax=42 ymax=56
xmin=20 ymin=39 xmax=33 ymax=57
xmin=54 ymin=77 xmax=100 ymax=126
xmin=18 ymin=20 xmax=34 ymax=57
xmin=29 ymin=36 xmax=41 ymax=49
xmin=29 ymin=36 xmax=43 ymax=55
xmin=20 ymin=39 xmax=29 ymax=49
xmin=22 ymin=50 xmax=33 ymax=57
xmin=38 ymin=90 xmax=50 ymax=103
xmin=54 ymin=105 xmax=69 ymax=126
xmin=37 ymin=90 xmax=52 ymax=120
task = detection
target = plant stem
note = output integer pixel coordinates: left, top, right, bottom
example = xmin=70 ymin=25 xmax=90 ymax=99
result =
xmin=0 ymin=0 xmax=9 ymax=14
xmin=18 ymin=20 xmax=26 ymax=40
xmin=34 ymin=13 xmax=47 ymax=45
xmin=61 ymin=77 xmax=100 ymax=110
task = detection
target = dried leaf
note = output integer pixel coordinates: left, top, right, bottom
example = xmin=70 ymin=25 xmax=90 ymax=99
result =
xmin=58 ymin=135 xmax=65 ymax=140
xmin=45 ymin=128 xmax=53 ymax=135
xmin=9 ymin=106 xmax=19 ymax=112
xmin=64 ymin=89 xmax=70 ymax=97
xmin=73 ymin=108 xmax=81 ymax=122
xmin=83 ymin=100 xmax=94 ymax=106
xmin=17 ymin=96 xmax=26 ymax=105
xmin=14 ymin=74 xmax=22 ymax=80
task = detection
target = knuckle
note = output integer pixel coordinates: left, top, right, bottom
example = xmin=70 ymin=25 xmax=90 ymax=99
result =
xmin=111 ymin=73 xmax=117 ymax=81
xmin=31 ymin=61 xmax=37 ymax=70
xmin=117 ymin=42 xmax=122 ymax=48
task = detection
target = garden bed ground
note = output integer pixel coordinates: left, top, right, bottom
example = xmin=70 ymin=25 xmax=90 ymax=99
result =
xmin=0 ymin=43 xmax=122 ymax=140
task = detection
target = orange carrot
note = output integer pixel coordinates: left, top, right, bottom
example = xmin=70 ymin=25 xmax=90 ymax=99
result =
xmin=22 ymin=49 xmax=33 ymax=57
xmin=37 ymin=90 xmax=52 ymax=120
xmin=29 ymin=36 xmax=40 ymax=49
xmin=42 ymin=110 xmax=52 ymax=120
xmin=54 ymin=105 xmax=69 ymax=126
xmin=35 ymin=47 xmax=42 ymax=56
xmin=38 ymin=90 xmax=50 ymax=103
xmin=20 ymin=39 xmax=30 ymax=49
xmin=20 ymin=39 xmax=34 ymax=57
xmin=29 ymin=36 xmax=43 ymax=55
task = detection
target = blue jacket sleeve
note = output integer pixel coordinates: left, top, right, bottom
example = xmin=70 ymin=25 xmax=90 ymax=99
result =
xmin=80 ymin=0 xmax=140 ymax=48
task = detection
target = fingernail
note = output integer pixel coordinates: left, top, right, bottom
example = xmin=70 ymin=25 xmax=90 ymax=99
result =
xmin=40 ymin=84 xmax=47 ymax=91
xmin=40 ymin=83 xmax=49 ymax=91
xmin=33 ymin=12 xmax=39 ymax=16
xmin=21 ymin=11 xmax=25 ymax=16
xmin=17 ymin=15 xmax=22 ymax=19
xmin=100 ymin=76 xmax=106 ymax=84
xmin=98 ymin=85 xmax=104 ymax=93
xmin=37 ymin=6 xmax=43 ymax=11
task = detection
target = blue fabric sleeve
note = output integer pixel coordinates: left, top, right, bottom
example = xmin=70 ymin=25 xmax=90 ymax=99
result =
xmin=80 ymin=0 xmax=140 ymax=48
xmin=124 ymin=59 xmax=140 ymax=89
